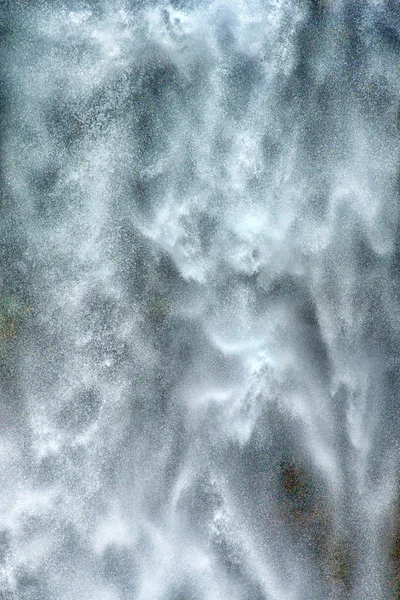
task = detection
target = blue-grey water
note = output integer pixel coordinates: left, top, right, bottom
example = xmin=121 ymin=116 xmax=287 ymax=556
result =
xmin=1 ymin=0 xmax=400 ymax=598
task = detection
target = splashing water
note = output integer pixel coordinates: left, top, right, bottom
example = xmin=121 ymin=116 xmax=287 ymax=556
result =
xmin=1 ymin=0 xmax=400 ymax=598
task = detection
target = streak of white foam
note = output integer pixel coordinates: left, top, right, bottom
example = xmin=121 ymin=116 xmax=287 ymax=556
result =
xmin=92 ymin=502 xmax=133 ymax=554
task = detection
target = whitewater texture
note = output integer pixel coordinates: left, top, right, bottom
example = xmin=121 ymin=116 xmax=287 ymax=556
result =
xmin=1 ymin=0 xmax=400 ymax=598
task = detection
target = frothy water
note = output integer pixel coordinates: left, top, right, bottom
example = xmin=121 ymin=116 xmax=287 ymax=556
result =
xmin=1 ymin=1 xmax=400 ymax=598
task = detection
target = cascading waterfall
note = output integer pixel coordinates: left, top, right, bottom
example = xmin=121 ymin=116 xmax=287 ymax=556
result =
xmin=1 ymin=0 xmax=400 ymax=598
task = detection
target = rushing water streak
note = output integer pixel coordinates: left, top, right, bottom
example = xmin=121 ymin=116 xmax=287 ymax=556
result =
xmin=1 ymin=0 xmax=400 ymax=598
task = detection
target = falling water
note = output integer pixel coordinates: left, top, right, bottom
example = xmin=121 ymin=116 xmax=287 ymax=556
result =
xmin=1 ymin=0 xmax=400 ymax=598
